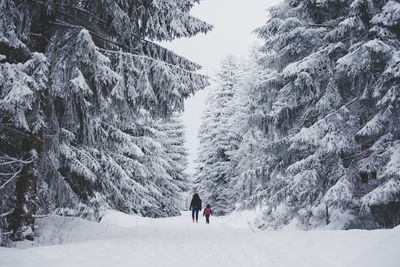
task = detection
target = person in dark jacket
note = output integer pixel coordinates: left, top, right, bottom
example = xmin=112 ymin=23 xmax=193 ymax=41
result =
xmin=189 ymin=193 xmax=202 ymax=223
xmin=203 ymin=204 xmax=213 ymax=224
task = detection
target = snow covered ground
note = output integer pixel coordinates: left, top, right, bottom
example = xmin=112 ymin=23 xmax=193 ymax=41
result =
xmin=1 ymin=211 xmax=399 ymax=267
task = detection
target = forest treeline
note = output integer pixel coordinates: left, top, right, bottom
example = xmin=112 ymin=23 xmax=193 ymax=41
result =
xmin=1 ymin=0 xmax=400 ymax=247
xmin=195 ymin=0 xmax=400 ymax=230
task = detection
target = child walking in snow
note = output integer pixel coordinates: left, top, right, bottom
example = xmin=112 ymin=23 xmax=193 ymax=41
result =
xmin=203 ymin=204 xmax=213 ymax=224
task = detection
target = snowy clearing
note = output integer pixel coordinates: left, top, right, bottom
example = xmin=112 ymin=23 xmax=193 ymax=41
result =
xmin=1 ymin=211 xmax=399 ymax=267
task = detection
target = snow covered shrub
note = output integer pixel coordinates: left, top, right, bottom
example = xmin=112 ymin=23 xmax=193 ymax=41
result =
xmin=297 ymin=207 xmax=318 ymax=230
xmin=258 ymin=204 xmax=295 ymax=230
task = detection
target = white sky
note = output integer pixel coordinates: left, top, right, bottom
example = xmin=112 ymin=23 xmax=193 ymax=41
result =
xmin=162 ymin=0 xmax=281 ymax=175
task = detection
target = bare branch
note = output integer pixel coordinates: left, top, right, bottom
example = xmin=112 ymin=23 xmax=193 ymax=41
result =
xmin=0 ymin=172 xmax=19 ymax=176
xmin=0 ymin=167 xmax=22 ymax=190
xmin=0 ymin=155 xmax=33 ymax=166
xmin=0 ymin=209 xmax=14 ymax=218
xmin=32 ymin=214 xmax=48 ymax=218
xmin=29 ymin=32 xmax=43 ymax=37
xmin=304 ymin=24 xmax=335 ymax=28
xmin=1 ymin=231 xmax=13 ymax=236
xmin=0 ymin=161 xmax=18 ymax=166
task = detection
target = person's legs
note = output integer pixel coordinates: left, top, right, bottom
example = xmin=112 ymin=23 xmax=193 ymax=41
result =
xmin=192 ymin=208 xmax=195 ymax=222
xmin=206 ymin=215 xmax=210 ymax=224
xmin=195 ymin=209 xmax=199 ymax=222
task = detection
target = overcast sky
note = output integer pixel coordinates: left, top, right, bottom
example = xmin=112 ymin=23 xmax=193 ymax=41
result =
xmin=162 ymin=0 xmax=281 ymax=175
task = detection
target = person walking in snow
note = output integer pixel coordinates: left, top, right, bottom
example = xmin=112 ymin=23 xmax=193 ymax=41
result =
xmin=189 ymin=193 xmax=202 ymax=223
xmin=203 ymin=204 xmax=213 ymax=224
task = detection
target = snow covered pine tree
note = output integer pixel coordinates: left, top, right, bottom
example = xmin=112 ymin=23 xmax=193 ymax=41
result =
xmin=244 ymin=0 xmax=400 ymax=229
xmin=0 ymin=0 xmax=211 ymax=244
xmin=194 ymin=56 xmax=242 ymax=215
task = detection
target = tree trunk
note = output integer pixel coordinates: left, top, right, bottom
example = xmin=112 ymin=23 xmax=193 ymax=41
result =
xmin=10 ymin=133 xmax=42 ymax=241
xmin=325 ymin=204 xmax=330 ymax=225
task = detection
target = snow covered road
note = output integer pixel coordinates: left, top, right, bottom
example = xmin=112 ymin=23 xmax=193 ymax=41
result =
xmin=1 ymin=211 xmax=399 ymax=267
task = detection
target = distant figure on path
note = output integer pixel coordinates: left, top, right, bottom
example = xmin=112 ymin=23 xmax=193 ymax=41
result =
xmin=189 ymin=193 xmax=202 ymax=223
xmin=203 ymin=204 xmax=213 ymax=224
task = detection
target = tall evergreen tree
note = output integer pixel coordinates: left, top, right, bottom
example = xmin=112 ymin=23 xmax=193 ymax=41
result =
xmin=227 ymin=49 xmax=270 ymax=205
xmin=1 ymin=0 xmax=211 ymax=243
xmin=194 ymin=56 xmax=241 ymax=215
xmin=244 ymin=0 xmax=400 ymax=229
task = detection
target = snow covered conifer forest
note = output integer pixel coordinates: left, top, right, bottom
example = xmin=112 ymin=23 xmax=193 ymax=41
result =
xmin=0 ymin=0 xmax=211 ymax=244
xmin=195 ymin=0 xmax=400 ymax=230
xmin=1 ymin=0 xmax=400 ymax=252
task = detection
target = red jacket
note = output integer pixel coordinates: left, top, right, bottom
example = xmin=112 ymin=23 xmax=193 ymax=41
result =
xmin=203 ymin=208 xmax=212 ymax=216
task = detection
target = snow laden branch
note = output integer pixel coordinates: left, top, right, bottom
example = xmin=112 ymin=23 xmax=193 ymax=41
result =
xmin=48 ymin=18 xmax=203 ymax=71
xmin=48 ymin=19 xmax=128 ymax=50
xmin=99 ymin=48 xmax=206 ymax=77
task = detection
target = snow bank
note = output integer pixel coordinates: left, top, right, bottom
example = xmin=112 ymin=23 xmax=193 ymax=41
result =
xmin=1 ymin=211 xmax=399 ymax=267
xmin=26 ymin=213 xmax=130 ymax=247
xmin=100 ymin=210 xmax=146 ymax=228
xmin=215 ymin=210 xmax=259 ymax=229
xmin=24 ymin=210 xmax=185 ymax=247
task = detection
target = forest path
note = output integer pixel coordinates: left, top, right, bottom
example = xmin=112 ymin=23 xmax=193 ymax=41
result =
xmin=0 ymin=211 xmax=399 ymax=267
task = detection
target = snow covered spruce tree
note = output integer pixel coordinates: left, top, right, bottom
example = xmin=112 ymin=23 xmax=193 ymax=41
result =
xmin=127 ymin=114 xmax=190 ymax=217
xmin=194 ymin=56 xmax=242 ymax=215
xmin=226 ymin=49 xmax=271 ymax=206
xmin=237 ymin=0 xmax=400 ymax=229
xmin=0 ymin=0 xmax=211 ymax=243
